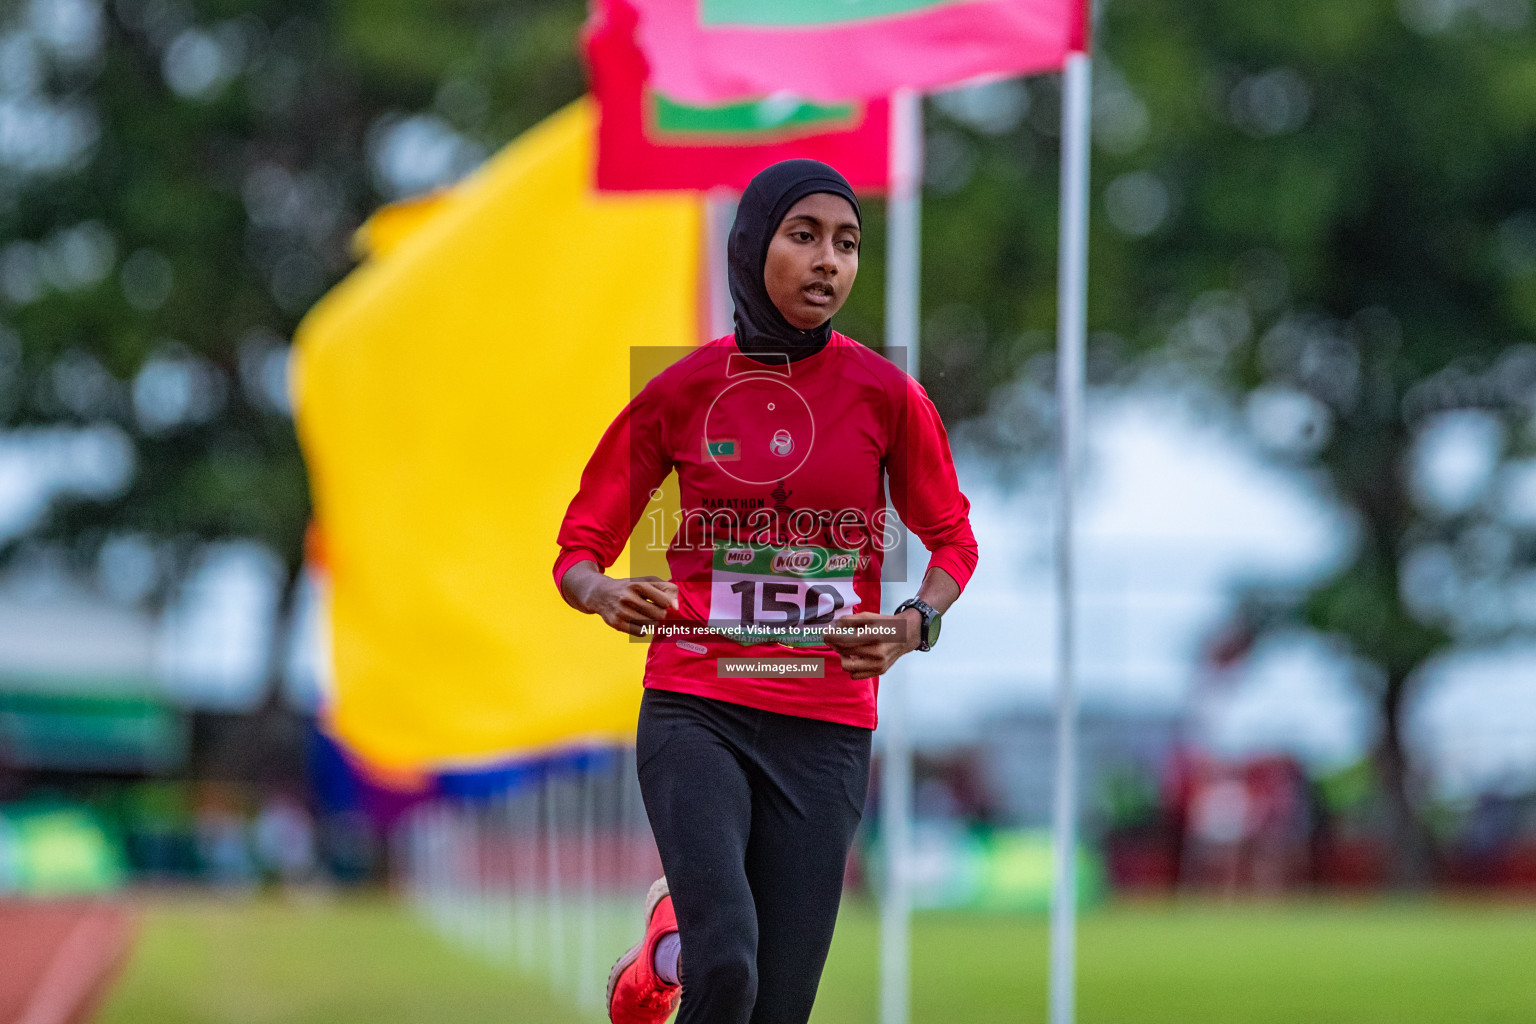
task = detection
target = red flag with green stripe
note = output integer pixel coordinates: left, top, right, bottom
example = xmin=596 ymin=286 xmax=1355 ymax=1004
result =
xmin=586 ymin=0 xmax=890 ymax=192
xmin=630 ymin=0 xmax=1087 ymax=104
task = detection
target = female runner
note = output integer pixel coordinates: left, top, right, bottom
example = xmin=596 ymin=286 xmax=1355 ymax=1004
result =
xmin=554 ymin=159 xmax=978 ymax=1024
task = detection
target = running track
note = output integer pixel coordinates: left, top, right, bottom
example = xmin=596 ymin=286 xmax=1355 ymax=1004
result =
xmin=0 ymin=901 xmax=135 ymax=1024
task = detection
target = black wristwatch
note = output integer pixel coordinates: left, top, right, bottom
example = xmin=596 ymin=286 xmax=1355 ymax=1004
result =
xmin=893 ymin=597 xmax=942 ymax=652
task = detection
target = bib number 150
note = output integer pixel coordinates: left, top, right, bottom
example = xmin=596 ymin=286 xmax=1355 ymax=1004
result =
xmin=728 ymin=580 xmax=847 ymax=628
xmin=708 ymin=576 xmax=859 ymax=646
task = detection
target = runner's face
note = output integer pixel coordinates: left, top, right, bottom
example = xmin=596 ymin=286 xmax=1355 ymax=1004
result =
xmin=763 ymin=193 xmax=860 ymax=330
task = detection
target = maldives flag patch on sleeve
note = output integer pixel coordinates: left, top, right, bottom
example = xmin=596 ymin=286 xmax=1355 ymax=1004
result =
xmin=704 ymin=438 xmax=740 ymax=461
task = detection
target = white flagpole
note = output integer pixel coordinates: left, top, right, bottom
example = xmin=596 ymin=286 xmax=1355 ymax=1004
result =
xmin=578 ymin=765 xmax=599 ymax=1010
xmin=880 ymin=85 xmax=923 ymax=1024
xmin=707 ymin=191 xmax=737 ymax=337
xmin=1050 ymin=50 xmax=1092 ymax=1024
xmin=545 ymin=774 xmax=566 ymax=996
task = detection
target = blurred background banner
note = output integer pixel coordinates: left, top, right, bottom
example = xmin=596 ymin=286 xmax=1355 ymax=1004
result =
xmin=629 ymin=0 xmax=1086 ymax=103
xmin=586 ymin=0 xmax=891 ymax=192
xmin=293 ymin=99 xmax=701 ymax=775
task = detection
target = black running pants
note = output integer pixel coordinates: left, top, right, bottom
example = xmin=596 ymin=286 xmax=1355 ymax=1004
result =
xmin=636 ymin=688 xmax=872 ymax=1024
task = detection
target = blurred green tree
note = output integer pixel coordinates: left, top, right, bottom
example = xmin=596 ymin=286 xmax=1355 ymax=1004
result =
xmin=0 ymin=0 xmax=586 ymax=771
xmin=923 ymin=0 xmax=1536 ymax=883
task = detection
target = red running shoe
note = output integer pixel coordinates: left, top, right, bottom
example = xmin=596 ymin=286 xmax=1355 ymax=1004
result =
xmin=606 ymin=877 xmax=681 ymax=1024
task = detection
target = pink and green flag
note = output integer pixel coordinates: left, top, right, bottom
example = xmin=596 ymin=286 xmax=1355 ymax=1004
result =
xmin=587 ymin=0 xmax=890 ymax=192
xmin=630 ymin=0 xmax=1087 ymax=104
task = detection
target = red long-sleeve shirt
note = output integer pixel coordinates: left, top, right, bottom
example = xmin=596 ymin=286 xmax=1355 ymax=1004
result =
xmin=553 ymin=332 xmax=977 ymax=728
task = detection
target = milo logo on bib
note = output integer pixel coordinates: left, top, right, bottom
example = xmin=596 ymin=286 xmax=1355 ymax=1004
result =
xmin=708 ymin=541 xmax=861 ymax=648
xmin=772 ymin=549 xmax=817 ymax=574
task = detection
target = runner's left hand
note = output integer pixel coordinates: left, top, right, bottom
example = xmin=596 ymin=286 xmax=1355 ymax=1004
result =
xmin=821 ymin=610 xmax=921 ymax=680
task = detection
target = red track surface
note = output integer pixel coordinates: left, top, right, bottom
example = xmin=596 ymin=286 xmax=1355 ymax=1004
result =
xmin=0 ymin=901 xmax=136 ymax=1024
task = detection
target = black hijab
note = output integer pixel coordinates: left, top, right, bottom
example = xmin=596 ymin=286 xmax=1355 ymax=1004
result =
xmin=729 ymin=159 xmax=862 ymax=364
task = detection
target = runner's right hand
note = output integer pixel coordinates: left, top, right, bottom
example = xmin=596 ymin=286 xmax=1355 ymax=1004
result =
xmin=589 ymin=576 xmax=679 ymax=637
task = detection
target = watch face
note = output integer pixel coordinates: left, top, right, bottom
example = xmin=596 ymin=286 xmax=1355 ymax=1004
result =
xmin=927 ymin=610 xmax=941 ymax=648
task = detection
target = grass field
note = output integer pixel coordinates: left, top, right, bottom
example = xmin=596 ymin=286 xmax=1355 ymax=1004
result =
xmin=97 ymin=894 xmax=1536 ymax=1024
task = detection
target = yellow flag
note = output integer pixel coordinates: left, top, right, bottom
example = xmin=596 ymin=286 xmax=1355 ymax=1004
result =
xmin=293 ymin=99 xmax=701 ymax=773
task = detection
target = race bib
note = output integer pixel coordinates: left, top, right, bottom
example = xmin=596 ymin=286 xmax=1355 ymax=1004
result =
xmin=707 ymin=541 xmax=861 ymax=648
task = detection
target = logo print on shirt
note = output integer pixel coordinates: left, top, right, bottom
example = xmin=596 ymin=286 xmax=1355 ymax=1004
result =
xmin=770 ymin=429 xmax=794 ymax=457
